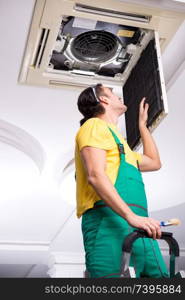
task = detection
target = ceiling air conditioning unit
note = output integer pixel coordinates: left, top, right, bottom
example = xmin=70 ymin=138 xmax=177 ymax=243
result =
xmin=19 ymin=0 xmax=185 ymax=149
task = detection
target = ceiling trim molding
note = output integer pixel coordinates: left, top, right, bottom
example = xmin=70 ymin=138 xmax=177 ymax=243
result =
xmin=0 ymin=240 xmax=50 ymax=251
xmin=0 ymin=119 xmax=46 ymax=172
xmin=53 ymin=149 xmax=74 ymax=185
xmin=166 ymin=59 xmax=185 ymax=91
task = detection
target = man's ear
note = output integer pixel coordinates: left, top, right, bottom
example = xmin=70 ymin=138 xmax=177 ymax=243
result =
xmin=99 ymin=95 xmax=109 ymax=104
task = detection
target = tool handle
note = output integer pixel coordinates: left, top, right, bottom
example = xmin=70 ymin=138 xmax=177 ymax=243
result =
xmin=122 ymin=229 xmax=179 ymax=257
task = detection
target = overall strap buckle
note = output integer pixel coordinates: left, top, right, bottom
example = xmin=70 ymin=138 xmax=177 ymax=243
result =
xmin=136 ymin=160 xmax=140 ymax=171
xmin=118 ymin=143 xmax=125 ymax=154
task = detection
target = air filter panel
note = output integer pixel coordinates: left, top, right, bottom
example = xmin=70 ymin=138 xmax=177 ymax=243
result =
xmin=123 ymin=38 xmax=164 ymax=149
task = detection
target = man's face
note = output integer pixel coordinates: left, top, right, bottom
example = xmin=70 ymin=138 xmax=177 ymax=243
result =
xmin=102 ymin=86 xmax=127 ymax=114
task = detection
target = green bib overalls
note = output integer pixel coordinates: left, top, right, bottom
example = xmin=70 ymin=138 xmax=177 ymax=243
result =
xmin=81 ymin=127 xmax=169 ymax=278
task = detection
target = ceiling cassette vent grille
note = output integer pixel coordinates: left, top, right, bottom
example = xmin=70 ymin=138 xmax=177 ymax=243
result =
xmin=19 ymin=0 xmax=185 ymax=148
xmin=74 ymin=3 xmax=152 ymax=23
xmin=33 ymin=28 xmax=50 ymax=68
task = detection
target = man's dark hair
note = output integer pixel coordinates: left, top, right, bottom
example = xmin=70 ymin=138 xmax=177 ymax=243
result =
xmin=77 ymin=83 xmax=105 ymax=126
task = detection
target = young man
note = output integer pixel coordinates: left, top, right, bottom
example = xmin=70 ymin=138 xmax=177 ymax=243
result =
xmin=75 ymin=83 xmax=169 ymax=278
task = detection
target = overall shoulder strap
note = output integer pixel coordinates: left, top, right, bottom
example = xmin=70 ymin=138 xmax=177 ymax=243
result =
xmin=108 ymin=127 xmax=125 ymax=154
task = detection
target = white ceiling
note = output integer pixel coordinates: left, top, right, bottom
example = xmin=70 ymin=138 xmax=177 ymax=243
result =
xmin=0 ymin=0 xmax=185 ymax=277
xmin=119 ymin=0 xmax=185 ymax=12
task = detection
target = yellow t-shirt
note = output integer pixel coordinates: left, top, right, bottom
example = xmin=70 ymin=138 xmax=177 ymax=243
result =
xmin=75 ymin=117 xmax=142 ymax=218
